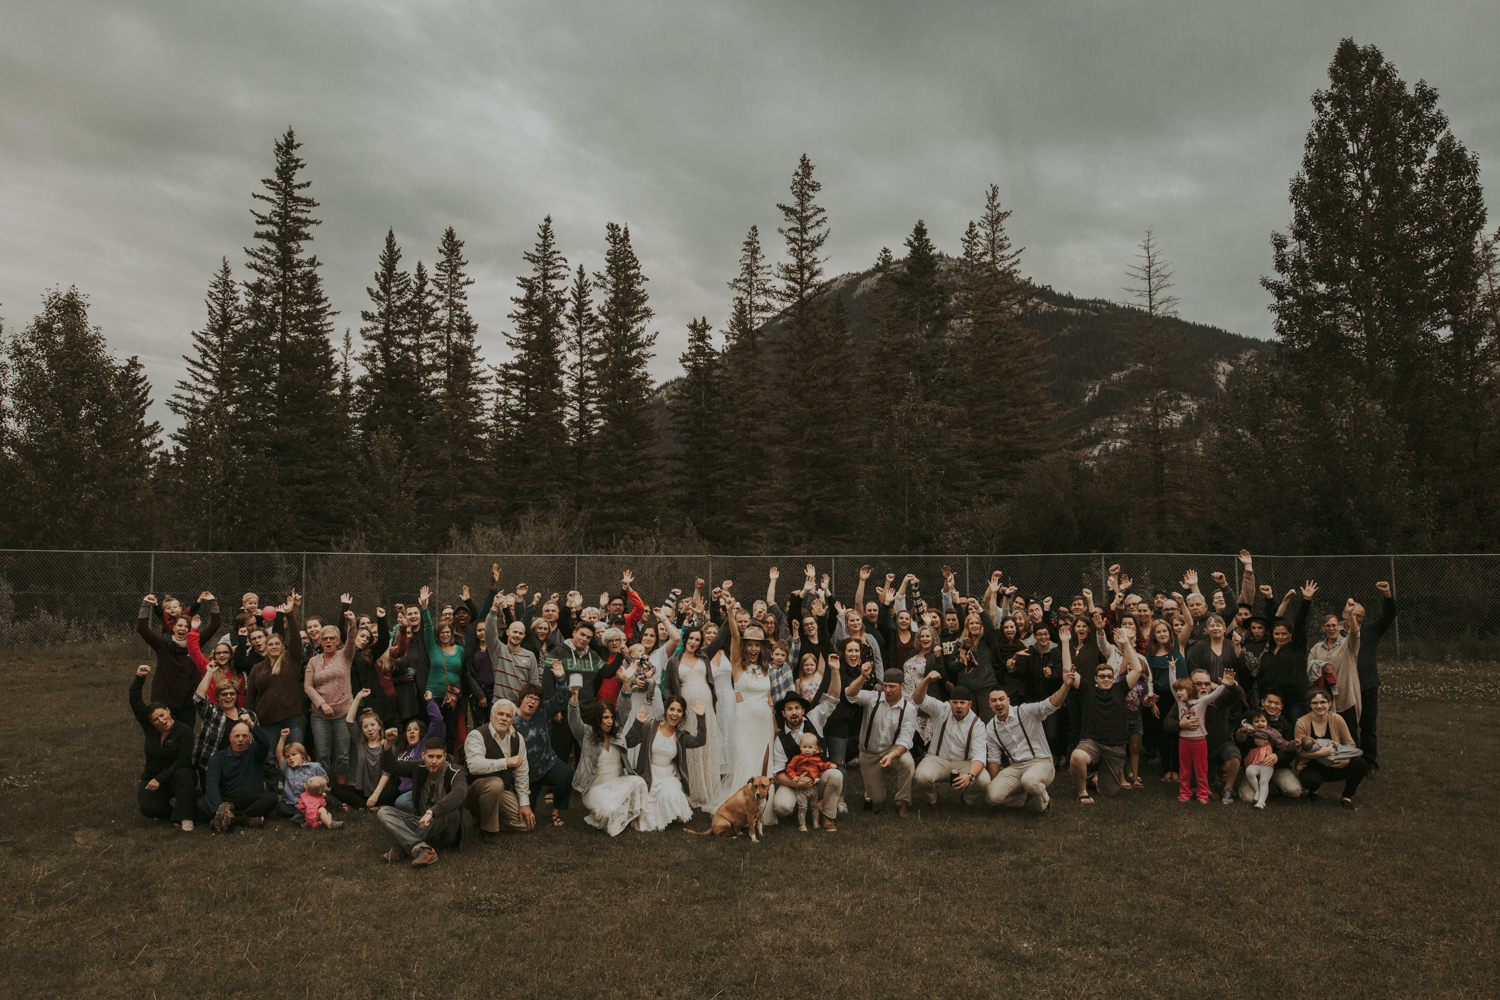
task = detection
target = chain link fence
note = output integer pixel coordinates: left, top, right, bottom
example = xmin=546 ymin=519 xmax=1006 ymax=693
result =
xmin=0 ymin=549 xmax=1494 ymax=655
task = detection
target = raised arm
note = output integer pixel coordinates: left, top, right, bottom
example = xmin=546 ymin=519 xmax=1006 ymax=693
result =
xmin=766 ymin=566 xmax=779 ymax=610
xmin=1237 ymin=551 xmax=1256 ymax=609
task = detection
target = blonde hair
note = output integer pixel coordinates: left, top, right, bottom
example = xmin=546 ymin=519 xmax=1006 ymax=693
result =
xmin=302 ymin=775 xmax=329 ymax=796
xmin=319 ymin=625 xmax=340 ymax=639
xmin=284 ymin=741 xmax=309 ymax=762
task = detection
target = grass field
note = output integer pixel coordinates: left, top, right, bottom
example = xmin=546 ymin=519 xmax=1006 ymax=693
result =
xmin=2 ymin=645 xmax=1497 ymax=999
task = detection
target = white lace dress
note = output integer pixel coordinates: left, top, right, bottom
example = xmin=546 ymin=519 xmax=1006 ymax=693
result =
xmin=703 ymin=667 xmax=775 ymax=824
xmin=582 ymin=743 xmax=647 ymax=837
xmin=675 ymin=656 xmax=719 ymax=806
xmin=638 ymin=730 xmax=695 ymax=831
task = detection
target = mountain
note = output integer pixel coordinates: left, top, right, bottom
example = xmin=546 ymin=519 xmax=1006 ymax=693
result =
xmin=654 ymin=255 xmax=1273 ymax=454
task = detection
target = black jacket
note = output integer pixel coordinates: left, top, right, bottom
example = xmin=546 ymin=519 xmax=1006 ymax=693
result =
xmin=130 ymin=676 xmax=194 ymax=785
xmin=1357 ymin=596 xmax=1397 ymax=690
xmin=1257 ymin=597 xmax=1311 ymax=706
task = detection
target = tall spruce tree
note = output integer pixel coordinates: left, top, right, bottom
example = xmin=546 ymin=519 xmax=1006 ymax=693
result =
xmin=498 ymin=216 xmax=570 ymax=517
xmin=1 ymin=288 xmax=159 ymax=548
xmin=240 ymin=128 xmax=350 ymax=548
xmin=425 ymin=226 xmax=488 ymax=543
xmin=762 ymin=154 xmax=862 ymax=547
xmin=592 ymin=222 xmax=662 ymax=539
xmin=563 ymin=263 xmax=602 ymax=517
xmin=356 ymin=229 xmax=421 ymax=447
xmin=891 ymin=219 xmax=950 ymax=394
xmin=953 ymin=185 xmax=1060 ymax=504
xmin=164 ymin=258 xmax=254 ymax=547
xmin=714 ymin=226 xmax=776 ymax=543
xmin=669 ymin=316 xmax=723 ymax=533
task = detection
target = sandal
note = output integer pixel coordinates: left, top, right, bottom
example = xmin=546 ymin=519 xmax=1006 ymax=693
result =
xmin=1077 ymin=794 xmax=1095 ymax=805
xmin=1132 ymin=776 xmax=1145 ymax=789
xmin=551 ymin=813 xmax=565 ymax=827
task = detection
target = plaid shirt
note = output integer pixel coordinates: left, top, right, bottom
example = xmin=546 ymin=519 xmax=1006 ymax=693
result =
xmin=770 ymin=663 xmax=795 ymax=705
xmin=192 ymin=694 xmax=260 ymax=767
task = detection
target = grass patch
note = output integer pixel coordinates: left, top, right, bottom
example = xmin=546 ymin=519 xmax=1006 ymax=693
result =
xmin=1 ymin=644 xmax=1497 ymax=999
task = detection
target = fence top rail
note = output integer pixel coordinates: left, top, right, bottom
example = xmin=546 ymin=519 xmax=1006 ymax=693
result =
xmin=1 ymin=550 xmax=1488 ymax=558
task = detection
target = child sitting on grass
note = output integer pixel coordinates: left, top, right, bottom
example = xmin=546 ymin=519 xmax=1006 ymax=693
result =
xmin=297 ymin=775 xmax=344 ymax=830
xmin=1238 ymin=711 xmax=1294 ymax=810
xmin=1172 ymin=675 xmax=1226 ymax=804
xmin=785 ymin=733 xmax=836 ymax=831
xmin=275 ymin=731 xmax=327 ymax=822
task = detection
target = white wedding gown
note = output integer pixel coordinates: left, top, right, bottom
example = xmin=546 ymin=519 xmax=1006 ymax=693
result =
xmin=702 ymin=667 xmax=776 ymax=825
xmin=638 ymin=730 xmax=695 ymax=832
xmin=582 ymin=743 xmax=648 ymax=837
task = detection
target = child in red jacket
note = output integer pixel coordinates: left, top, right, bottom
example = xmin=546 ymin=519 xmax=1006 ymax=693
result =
xmin=785 ymin=734 xmax=836 ymax=831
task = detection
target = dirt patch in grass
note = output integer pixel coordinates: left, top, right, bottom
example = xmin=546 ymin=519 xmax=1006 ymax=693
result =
xmin=1 ymin=646 xmax=1497 ymax=999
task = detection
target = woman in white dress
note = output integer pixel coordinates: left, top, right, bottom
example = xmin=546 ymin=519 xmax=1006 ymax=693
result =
xmin=662 ymin=618 xmax=720 ymax=807
xmin=627 ymin=695 xmax=707 ymax=831
xmin=568 ymin=687 xmax=647 ymax=836
xmin=703 ymin=603 xmax=776 ymax=822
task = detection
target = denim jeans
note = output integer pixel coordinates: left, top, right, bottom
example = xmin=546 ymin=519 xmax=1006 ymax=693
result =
xmin=308 ymin=713 xmax=349 ymax=778
xmin=265 ymin=714 xmax=308 ymax=750
xmin=393 ymin=791 xmax=414 ymax=813
xmin=526 ymin=759 xmax=575 ymax=812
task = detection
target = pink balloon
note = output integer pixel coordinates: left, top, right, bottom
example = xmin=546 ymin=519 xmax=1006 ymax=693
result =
xmin=261 ymin=605 xmax=278 ymax=620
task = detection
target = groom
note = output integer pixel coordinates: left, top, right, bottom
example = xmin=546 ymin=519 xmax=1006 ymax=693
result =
xmin=845 ymin=666 xmax=917 ymax=817
xmin=769 ymin=673 xmax=843 ymax=831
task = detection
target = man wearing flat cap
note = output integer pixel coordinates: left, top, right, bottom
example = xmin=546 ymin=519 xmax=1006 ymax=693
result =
xmin=843 ymin=663 xmax=917 ymax=817
xmin=770 ymin=654 xmax=844 ymax=829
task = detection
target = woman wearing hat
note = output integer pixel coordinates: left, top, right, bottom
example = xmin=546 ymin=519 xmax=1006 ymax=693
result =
xmin=701 ymin=602 xmax=777 ymax=825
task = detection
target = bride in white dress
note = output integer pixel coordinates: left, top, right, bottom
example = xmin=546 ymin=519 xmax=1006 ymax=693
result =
xmin=703 ymin=603 xmax=776 ymax=825
xmin=568 ymin=689 xmax=647 ymax=836
xmin=628 ymin=696 xmax=706 ymax=831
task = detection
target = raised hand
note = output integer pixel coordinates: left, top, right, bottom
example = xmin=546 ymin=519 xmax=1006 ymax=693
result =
xmin=291 ymin=590 xmax=302 ymax=608
xmin=1239 ymin=549 xmax=1253 ymax=567
xmin=199 ymin=591 xmax=214 ymax=602
xmin=637 ymin=705 xmax=649 ymax=723
xmin=1081 ymin=588 xmax=1093 ymax=601
xmin=1375 ymin=581 xmax=1392 ymax=597
xmin=693 ymin=698 xmax=706 ymax=715
xmin=1118 ymin=572 xmax=1132 ymax=592
xmin=1301 ymin=580 xmax=1318 ymax=600
xmin=460 ymin=585 xmax=470 ymax=601
xmin=622 ymin=569 xmax=634 ymax=587
xmin=1259 ymin=584 xmax=1274 ymax=598
xmin=280 ymin=728 xmax=291 ymax=740
xmin=191 ymin=615 xmax=202 ymax=629
xmin=859 ymin=565 xmax=871 ymax=581
xmin=383 ymin=728 xmax=398 ymax=743
xmin=418 ymin=586 xmax=431 ymax=609
xmin=135 ymin=664 xmax=151 ymax=677
xmin=491 ymin=563 xmax=501 ymax=585
xmin=340 ymin=593 xmax=352 ymax=605
xmin=492 ymin=593 xmax=504 ymax=612
xmin=722 ymin=580 xmax=734 ymax=593
xmin=1211 ymin=571 xmax=1228 ymax=587
xmin=144 ymin=594 xmax=158 ymax=605
xmin=357 ymin=688 xmax=371 ymax=699
xmin=375 ymin=607 xmax=386 ymax=618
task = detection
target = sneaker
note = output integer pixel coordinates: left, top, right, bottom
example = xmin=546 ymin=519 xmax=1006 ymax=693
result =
xmin=798 ymin=823 xmax=808 ymax=832
xmin=1221 ymin=789 xmax=1235 ymax=805
xmin=382 ymin=846 xmax=404 ymax=864
xmin=411 ymin=846 xmax=438 ymax=867
xmin=325 ymin=819 xmax=345 ymax=830
xmin=836 ymin=802 xmax=848 ymax=817
xmin=1253 ymin=801 xmax=1266 ymax=810
xmin=821 ymin=820 xmax=837 ymax=832
xmin=246 ymin=817 xmax=265 ymax=829
xmin=211 ymin=802 xmax=235 ymax=834
xmin=179 ymin=820 xmax=194 ymax=832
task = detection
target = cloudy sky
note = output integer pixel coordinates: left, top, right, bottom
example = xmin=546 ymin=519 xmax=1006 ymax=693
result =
xmin=2 ymin=1 xmax=1497 ymax=432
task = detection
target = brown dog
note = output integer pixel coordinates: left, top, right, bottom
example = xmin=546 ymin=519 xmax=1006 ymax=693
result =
xmin=684 ymin=776 xmax=772 ymax=842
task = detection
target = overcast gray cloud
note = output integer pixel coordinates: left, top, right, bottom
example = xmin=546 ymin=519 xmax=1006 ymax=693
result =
xmin=2 ymin=0 xmax=1497 ymax=432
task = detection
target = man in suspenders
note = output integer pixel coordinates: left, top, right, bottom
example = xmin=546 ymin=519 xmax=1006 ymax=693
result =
xmin=845 ymin=665 xmax=917 ymax=817
xmin=462 ymin=699 xmax=535 ymax=842
xmin=911 ymin=675 xmax=989 ymax=808
xmin=984 ymin=657 xmax=1075 ymax=816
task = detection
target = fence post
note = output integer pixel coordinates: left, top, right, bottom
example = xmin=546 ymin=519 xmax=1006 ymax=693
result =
xmin=301 ymin=552 xmax=307 ymax=602
xmin=830 ymin=557 xmax=837 ymax=600
xmin=149 ymin=551 xmax=155 ymax=595
xmin=964 ymin=556 xmax=970 ymax=596
xmin=435 ymin=554 xmax=441 ymax=600
xmin=574 ymin=554 xmax=579 ymax=593
xmin=1099 ymin=554 xmax=1107 ymax=597
xmin=708 ymin=555 xmax=713 ymax=593
xmin=1390 ymin=553 xmax=1400 ymax=661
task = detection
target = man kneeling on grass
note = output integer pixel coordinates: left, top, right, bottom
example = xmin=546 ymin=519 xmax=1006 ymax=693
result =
xmin=1066 ymin=627 xmax=1147 ymax=805
xmin=982 ymin=659 xmax=1074 ymax=816
xmin=377 ymin=737 xmax=468 ymax=866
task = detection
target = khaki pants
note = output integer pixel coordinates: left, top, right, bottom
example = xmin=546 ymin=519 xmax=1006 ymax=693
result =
xmin=913 ymin=754 xmax=988 ymax=806
xmin=985 ymin=758 xmax=1055 ymax=812
xmin=466 ymin=775 xmax=527 ymax=833
xmin=858 ymin=749 xmax=914 ymax=808
xmin=772 ymin=769 xmax=845 ymax=821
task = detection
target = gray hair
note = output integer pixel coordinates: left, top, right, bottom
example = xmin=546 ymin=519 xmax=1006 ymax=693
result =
xmin=600 ymin=627 xmax=625 ymax=644
xmin=491 ymin=698 xmax=517 ymax=718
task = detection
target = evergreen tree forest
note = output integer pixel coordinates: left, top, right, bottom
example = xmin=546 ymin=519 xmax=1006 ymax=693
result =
xmin=2 ymin=40 xmax=1497 ymax=555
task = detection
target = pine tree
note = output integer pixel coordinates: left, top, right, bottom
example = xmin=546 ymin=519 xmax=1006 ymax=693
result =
xmin=953 ymin=185 xmax=1061 ymax=504
xmin=760 ymin=155 xmax=862 ymax=547
xmin=498 ymin=216 xmax=570 ymax=518
xmin=1121 ymin=227 xmax=1196 ymax=545
xmin=356 ymin=229 xmax=421 ymax=446
xmin=240 ymin=128 xmax=350 ymax=548
xmin=1 ymin=288 xmax=159 ymax=548
xmin=669 ymin=316 xmax=723 ymax=533
xmin=714 ymin=227 xmax=776 ymax=543
xmin=425 ymin=226 xmax=489 ymax=543
xmin=163 ymin=259 xmax=254 ymax=547
xmin=891 ymin=220 xmax=950 ymax=393
xmin=592 ymin=222 xmax=662 ymax=540
xmin=563 ymin=263 xmax=602 ymax=517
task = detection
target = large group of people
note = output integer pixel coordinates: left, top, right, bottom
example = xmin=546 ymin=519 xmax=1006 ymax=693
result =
xmin=127 ymin=553 xmax=1392 ymax=864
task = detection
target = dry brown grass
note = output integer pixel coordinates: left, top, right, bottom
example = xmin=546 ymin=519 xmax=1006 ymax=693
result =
xmin=1 ymin=642 xmax=1496 ymax=999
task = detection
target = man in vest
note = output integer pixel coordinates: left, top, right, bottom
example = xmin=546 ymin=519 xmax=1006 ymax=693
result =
xmin=463 ymin=699 xmax=535 ymax=842
xmin=984 ymin=656 xmax=1075 ymax=816
xmin=844 ymin=665 xmax=917 ymax=817
xmin=769 ymin=661 xmax=843 ymax=831
xmin=911 ymin=675 xmax=989 ymax=809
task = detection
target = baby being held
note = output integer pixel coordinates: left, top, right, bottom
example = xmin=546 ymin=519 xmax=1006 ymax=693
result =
xmin=785 ymin=733 xmax=836 ymax=832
